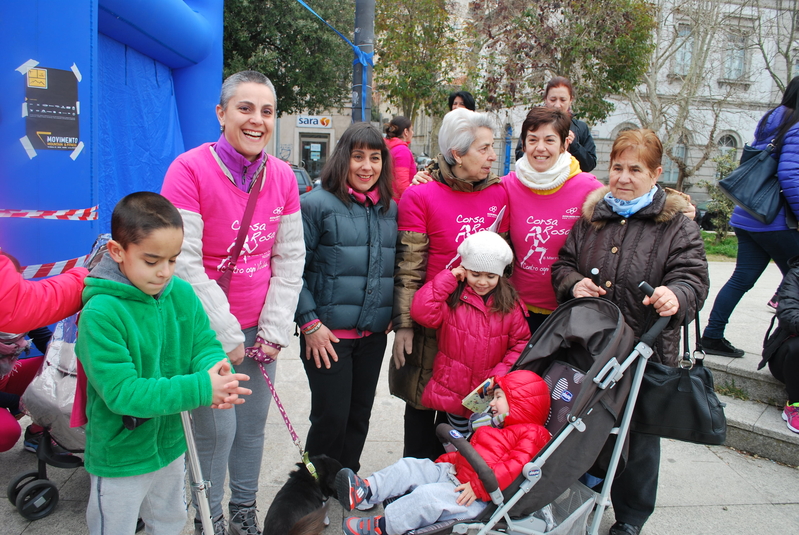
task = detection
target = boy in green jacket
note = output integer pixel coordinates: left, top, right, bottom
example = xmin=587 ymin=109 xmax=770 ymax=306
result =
xmin=76 ymin=192 xmax=251 ymax=534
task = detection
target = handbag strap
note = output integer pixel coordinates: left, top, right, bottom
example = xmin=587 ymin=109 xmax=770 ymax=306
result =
xmin=674 ymin=282 xmax=702 ymax=368
xmin=216 ymin=162 xmax=267 ymax=296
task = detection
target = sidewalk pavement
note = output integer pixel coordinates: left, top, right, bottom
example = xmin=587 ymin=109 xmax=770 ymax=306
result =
xmin=1 ymin=261 xmax=797 ymax=535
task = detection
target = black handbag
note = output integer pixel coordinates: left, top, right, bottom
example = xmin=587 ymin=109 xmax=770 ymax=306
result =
xmin=631 ymin=286 xmax=727 ymax=445
xmin=717 ymin=141 xmax=783 ymax=224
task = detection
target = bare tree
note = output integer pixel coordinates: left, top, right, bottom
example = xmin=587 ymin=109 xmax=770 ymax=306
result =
xmin=627 ymin=0 xmax=750 ymax=191
xmin=751 ymin=0 xmax=799 ymax=92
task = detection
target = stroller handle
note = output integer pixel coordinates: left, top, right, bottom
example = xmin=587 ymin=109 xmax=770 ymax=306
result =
xmin=638 ymin=281 xmax=673 ymax=346
xmin=436 ymin=423 xmax=503 ymax=504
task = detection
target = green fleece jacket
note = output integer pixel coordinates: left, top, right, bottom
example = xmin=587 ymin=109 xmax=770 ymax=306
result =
xmin=76 ymin=256 xmax=227 ymax=477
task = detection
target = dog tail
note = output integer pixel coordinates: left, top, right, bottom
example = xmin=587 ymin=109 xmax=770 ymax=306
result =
xmin=288 ymin=504 xmax=327 ymax=535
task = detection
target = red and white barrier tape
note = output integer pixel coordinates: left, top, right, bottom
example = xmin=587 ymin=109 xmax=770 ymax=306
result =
xmin=0 ymin=205 xmax=98 ymax=221
xmin=22 ymin=254 xmax=89 ymax=279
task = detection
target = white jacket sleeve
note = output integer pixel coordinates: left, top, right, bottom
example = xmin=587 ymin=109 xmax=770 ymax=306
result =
xmin=176 ymin=208 xmax=245 ymax=352
xmin=257 ymin=210 xmax=305 ymax=347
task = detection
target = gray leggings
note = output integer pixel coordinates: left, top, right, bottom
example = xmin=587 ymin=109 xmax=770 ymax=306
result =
xmin=190 ymin=326 xmax=275 ymax=518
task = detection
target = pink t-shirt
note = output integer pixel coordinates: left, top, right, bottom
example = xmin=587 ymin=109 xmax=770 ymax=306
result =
xmin=161 ymin=143 xmax=300 ymax=329
xmin=398 ymin=180 xmax=510 ymax=278
xmin=504 ymin=172 xmax=603 ymax=311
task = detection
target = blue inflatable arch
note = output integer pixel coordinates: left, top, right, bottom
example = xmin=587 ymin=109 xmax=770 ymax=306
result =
xmin=0 ymin=0 xmax=223 ymax=272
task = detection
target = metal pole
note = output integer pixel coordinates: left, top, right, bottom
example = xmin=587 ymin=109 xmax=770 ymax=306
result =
xmin=181 ymin=411 xmax=214 ymax=535
xmin=352 ymin=0 xmax=374 ymax=123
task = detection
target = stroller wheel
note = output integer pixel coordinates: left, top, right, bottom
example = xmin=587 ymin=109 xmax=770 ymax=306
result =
xmin=15 ymin=479 xmax=59 ymax=520
xmin=7 ymin=471 xmax=39 ymax=505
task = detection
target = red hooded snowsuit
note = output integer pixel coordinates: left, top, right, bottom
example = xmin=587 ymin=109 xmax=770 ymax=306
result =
xmin=436 ymin=369 xmax=551 ymax=502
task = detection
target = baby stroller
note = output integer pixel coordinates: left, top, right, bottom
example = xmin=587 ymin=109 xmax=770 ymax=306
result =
xmin=416 ymin=288 xmax=672 ymax=535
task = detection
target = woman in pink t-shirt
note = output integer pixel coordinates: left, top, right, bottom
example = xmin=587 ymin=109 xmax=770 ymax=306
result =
xmin=504 ymin=107 xmax=603 ymax=334
xmin=391 ymin=108 xmax=510 ymax=461
xmin=161 ymin=70 xmax=305 ymax=534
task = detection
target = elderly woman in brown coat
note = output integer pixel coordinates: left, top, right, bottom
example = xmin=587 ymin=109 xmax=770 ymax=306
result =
xmin=551 ymin=129 xmax=709 ymax=535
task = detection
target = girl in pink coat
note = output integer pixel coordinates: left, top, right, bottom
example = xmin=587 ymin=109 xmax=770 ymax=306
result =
xmin=411 ymin=231 xmax=530 ymax=433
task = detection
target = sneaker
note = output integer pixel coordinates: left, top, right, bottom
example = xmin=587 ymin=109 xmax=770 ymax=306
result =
xmin=342 ymin=515 xmax=384 ymax=535
xmin=608 ymin=522 xmax=641 ymax=535
xmin=23 ymin=426 xmax=68 ymax=455
xmin=228 ymin=502 xmax=261 ymax=535
xmin=193 ymin=515 xmax=227 ymax=535
xmin=768 ymin=293 xmax=779 ymax=310
xmin=701 ymin=336 xmax=745 ymax=358
xmin=782 ymin=403 xmax=799 ymax=433
xmin=336 ymin=468 xmax=371 ymax=511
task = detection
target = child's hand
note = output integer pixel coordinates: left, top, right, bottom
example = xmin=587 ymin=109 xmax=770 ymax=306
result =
xmin=478 ymin=377 xmax=495 ymax=398
xmin=451 ymin=265 xmax=467 ymax=281
xmin=208 ymin=360 xmax=251 ymax=409
xmin=454 ymin=482 xmax=477 ymax=506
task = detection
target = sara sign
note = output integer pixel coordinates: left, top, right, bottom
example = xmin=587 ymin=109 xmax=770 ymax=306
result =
xmin=297 ymin=115 xmax=332 ymax=128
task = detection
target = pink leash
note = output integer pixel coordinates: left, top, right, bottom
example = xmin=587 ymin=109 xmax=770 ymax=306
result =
xmin=247 ymin=350 xmax=318 ymax=479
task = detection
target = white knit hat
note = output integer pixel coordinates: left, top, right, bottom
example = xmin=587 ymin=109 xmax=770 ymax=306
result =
xmin=457 ymin=231 xmax=513 ymax=276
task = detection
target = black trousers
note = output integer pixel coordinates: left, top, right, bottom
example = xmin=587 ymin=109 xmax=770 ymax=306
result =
xmin=768 ymin=337 xmax=799 ymax=404
xmin=301 ymin=333 xmax=386 ymax=472
xmin=402 ymin=404 xmax=447 ymax=460
xmin=611 ymin=431 xmax=660 ymax=527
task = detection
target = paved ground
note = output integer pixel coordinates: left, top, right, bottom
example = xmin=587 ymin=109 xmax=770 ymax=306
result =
xmin=1 ymin=261 xmax=797 ymax=534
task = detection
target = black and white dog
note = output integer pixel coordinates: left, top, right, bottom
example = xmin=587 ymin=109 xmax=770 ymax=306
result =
xmin=263 ymin=455 xmax=342 ymax=535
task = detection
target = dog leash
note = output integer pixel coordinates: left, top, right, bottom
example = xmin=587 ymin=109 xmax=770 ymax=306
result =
xmin=246 ymin=350 xmax=318 ymax=481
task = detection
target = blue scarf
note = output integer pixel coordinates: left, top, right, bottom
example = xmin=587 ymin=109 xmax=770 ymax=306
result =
xmin=604 ymin=186 xmax=658 ymax=217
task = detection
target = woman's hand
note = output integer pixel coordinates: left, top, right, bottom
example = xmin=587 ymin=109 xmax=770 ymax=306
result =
xmin=304 ymin=323 xmax=339 ymax=369
xmin=392 ymin=328 xmax=414 ymax=369
xmin=643 ymin=286 xmax=680 ymax=316
xmin=565 ymin=129 xmax=575 ymax=149
xmin=411 ymin=170 xmax=433 ymax=186
xmin=454 ymin=482 xmax=477 ymax=507
xmin=451 ymin=265 xmax=467 ymax=281
xmin=227 ymin=343 xmax=245 ymax=366
xmin=572 ymin=277 xmax=607 ymax=298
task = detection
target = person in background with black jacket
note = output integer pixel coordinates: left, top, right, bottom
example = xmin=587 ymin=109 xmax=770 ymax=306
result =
xmin=514 ymin=76 xmax=597 ymax=173
xmin=759 ymin=255 xmax=799 ymax=434
xmin=295 ymin=122 xmax=397 ymax=473
xmin=448 ymin=90 xmax=476 ymax=112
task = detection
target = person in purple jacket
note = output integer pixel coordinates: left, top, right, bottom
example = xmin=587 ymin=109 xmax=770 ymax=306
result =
xmin=702 ymin=76 xmax=799 ymax=357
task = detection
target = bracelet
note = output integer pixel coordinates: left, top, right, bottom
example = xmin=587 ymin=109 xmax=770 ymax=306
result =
xmin=300 ymin=319 xmax=321 ymax=333
xmin=302 ymin=322 xmax=322 ymax=335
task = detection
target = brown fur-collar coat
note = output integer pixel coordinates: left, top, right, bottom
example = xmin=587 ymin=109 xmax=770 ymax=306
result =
xmin=551 ymin=186 xmax=710 ymax=366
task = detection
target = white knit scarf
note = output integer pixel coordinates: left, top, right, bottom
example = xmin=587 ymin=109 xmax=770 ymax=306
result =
xmin=514 ymin=151 xmax=572 ymax=191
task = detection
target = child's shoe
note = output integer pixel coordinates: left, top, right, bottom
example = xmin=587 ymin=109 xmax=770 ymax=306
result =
xmin=782 ymin=403 xmax=799 ymax=433
xmin=768 ymin=293 xmax=780 ymax=310
xmin=336 ymin=468 xmax=371 ymax=511
xmin=228 ymin=502 xmax=261 ymax=535
xmin=342 ymin=515 xmax=385 ymax=535
xmin=23 ymin=425 xmax=67 ymax=455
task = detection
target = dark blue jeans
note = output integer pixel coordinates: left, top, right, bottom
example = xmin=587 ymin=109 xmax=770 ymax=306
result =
xmin=703 ymin=227 xmax=799 ymax=338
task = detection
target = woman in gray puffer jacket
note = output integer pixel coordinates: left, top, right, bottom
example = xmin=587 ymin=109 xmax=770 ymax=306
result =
xmin=552 ymin=129 xmax=709 ymax=535
xmin=295 ymin=122 xmax=397 ymax=472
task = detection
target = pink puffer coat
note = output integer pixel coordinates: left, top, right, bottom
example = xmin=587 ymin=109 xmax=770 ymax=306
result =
xmin=411 ymin=269 xmax=530 ymax=417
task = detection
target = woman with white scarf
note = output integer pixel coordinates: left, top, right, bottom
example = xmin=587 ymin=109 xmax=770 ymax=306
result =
xmin=503 ymin=107 xmax=603 ymax=333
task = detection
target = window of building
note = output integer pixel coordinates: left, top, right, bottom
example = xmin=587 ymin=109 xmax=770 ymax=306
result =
xmin=674 ymin=24 xmax=693 ymax=76
xmin=718 ymin=134 xmax=738 ymax=157
xmin=724 ymin=34 xmax=746 ymax=80
xmin=662 ymin=140 xmax=686 ymax=185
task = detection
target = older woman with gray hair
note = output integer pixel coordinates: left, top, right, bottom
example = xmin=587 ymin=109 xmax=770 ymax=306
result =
xmin=390 ymin=108 xmax=510 ymax=460
xmin=161 ymin=70 xmax=305 ymax=535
